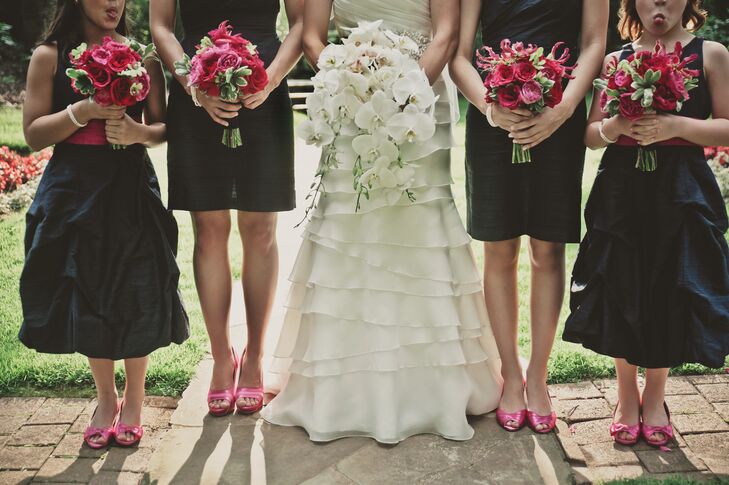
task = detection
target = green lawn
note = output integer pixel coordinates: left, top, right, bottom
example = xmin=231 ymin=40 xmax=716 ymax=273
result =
xmin=0 ymin=104 xmax=725 ymax=397
xmin=0 ymin=106 xmax=28 ymax=154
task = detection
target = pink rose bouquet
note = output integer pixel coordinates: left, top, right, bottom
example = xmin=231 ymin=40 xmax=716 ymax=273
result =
xmin=594 ymin=41 xmax=699 ymax=171
xmin=175 ymin=21 xmax=269 ymax=148
xmin=65 ymin=37 xmax=154 ymax=149
xmin=476 ymin=39 xmax=576 ymax=164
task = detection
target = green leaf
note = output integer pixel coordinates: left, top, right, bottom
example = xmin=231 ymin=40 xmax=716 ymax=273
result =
xmin=70 ymin=43 xmax=87 ymax=60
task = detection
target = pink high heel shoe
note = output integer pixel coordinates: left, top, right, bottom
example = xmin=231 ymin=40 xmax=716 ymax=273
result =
xmin=609 ymin=400 xmax=640 ymax=446
xmin=235 ymin=349 xmax=264 ymax=415
xmin=208 ymin=347 xmax=239 ymax=417
xmin=83 ymin=400 xmax=119 ymax=449
xmin=495 ymin=380 xmax=527 ymax=432
xmin=526 ymin=386 xmax=557 ymax=434
xmin=641 ymin=401 xmax=673 ymax=448
xmin=114 ymin=400 xmax=144 ymax=447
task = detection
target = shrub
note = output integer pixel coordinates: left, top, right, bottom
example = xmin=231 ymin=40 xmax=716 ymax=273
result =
xmin=0 ymin=145 xmax=51 ymax=193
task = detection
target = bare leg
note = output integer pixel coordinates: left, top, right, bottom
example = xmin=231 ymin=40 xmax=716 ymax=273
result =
xmin=118 ymin=356 xmax=149 ymax=442
xmin=236 ymin=211 xmax=278 ymax=408
xmin=87 ymin=358 xmax=119 ymax=446
xmin=525 ymin=238 xmax=565 ymax=430
xmin=483 ymin=238 xmax=525 ymax=427
xmin=642 ymin=367 xmax=670 ymax=442
xmin=192 ymin=210 xmax=235 ymax=411
xmin=614 ymin=358 xmax=641 ymax=441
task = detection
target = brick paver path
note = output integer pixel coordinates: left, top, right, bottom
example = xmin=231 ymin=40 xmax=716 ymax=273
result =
xmin=551 ymin=374 xmax=729 ymax=483
xmin=0 ymin=396 xmax=178 ymax=484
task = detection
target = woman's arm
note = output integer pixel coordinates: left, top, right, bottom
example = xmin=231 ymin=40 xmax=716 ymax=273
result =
xmin=449 ymin=0 xmax=531 ymax=128
xmin=647 ymin=41 xmax=729 ymax=147
xmin=302 ymin=0 xmax=332 ymax=68
xmin=149 ymin=0 xmax=240 ymax=126
xmin=104 ymin=57 xmax=167 ymax=147
xmin=583 ymin=52 xmax=635 ymax=149
xmin=149 ymin=0 xmax=188 ymax=92
xmin=448 ymin=0 xmax=485 ymax=112
xmin=242 ymin=0 xmax=305 ymax=109
xmin=23 ymin=44 xmax=125 ymax=151
xmin=511 ymin=0 xmax=610 ymax=149
xmin=419 ymin=0 xmax=459 ymax=85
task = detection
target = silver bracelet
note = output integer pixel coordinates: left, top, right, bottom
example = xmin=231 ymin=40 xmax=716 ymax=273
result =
xmin=190 ymin=86 xmax=201 ymax=107
xmin=66 ymin=104 xmax=87 ymax=128
xmin=599 ymin=118 xmax=618 ymax=144
xmin=485 ymin=104 xmax=498 ymax=128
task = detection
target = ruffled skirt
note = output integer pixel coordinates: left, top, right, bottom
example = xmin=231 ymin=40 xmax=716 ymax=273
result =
xmin=563 ymin=146 xmax=729 ymax=369
xmin=19 ymin=143 xmax=189 ymax=360
xmin=262 ymin=120 xmax=502 ymax=443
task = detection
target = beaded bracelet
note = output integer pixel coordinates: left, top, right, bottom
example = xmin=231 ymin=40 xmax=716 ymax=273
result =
xmin=66 ymin=104 xmax=87 ymax=128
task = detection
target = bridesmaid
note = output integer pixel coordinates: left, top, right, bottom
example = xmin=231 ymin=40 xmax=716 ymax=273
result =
xmin=564 ymin=0 xmax=729 ymax=447
xmin=150 ymin=0 xmax=303 ymax=415
xmin=20 ymin=0 xmax=188 ymax=448
xmin=450 ymin=0 xmax=608 ymax=432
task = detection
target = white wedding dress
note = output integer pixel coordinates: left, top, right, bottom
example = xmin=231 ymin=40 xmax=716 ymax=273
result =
xmin=261 ymin=0 xmax=503 ymax=443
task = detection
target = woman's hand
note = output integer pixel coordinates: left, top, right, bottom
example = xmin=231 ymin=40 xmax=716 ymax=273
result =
xmin=490 ymin=104 xmax=533 ymax=130
xmin=507 ymin=104 xmax=573 ymax=149
xmin=105 ymin=112 xmax=143 ymax=146
xmin=629 ymin=113 xmax=682 ymax=145
xmin=197 ymin=91 xmax=241 ymax=126
xmin=75 ymin=99 xmax=127 ymax=124
xmin=241 ymin=80 xmax=273 ymax=110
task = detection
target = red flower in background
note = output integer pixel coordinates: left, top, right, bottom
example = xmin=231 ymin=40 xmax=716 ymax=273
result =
xmin=0 ymin=146 xmax=51 ymax=193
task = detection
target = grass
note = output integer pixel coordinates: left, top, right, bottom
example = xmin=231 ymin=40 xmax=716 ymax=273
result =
xmin=0 ymin=103 xmax=726 ymax=397
xmin=0 ymin=106 xmax=28 ymax=154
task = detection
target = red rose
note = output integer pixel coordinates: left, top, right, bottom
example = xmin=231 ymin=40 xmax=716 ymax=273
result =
xmin=90 ymin=47 xmax=111 ymax=66
xmin=613 ymin=69 xmax=633 ymax=89
xmin=545 ymin=81 xmax=563 ymax=108
xmin=599 ymin=89 xmax=609 ymax=110
xmin=664 ymin=70 xmax=689 ymax=100
xmin=242 ymin=62 xmax=268 ymax=95
xmin=93 ymin=87 xmax=113 ymax=106
xmin=652 ymin=84 xmax=677 ymax=112
xmin=132 ymin=74 xmax=151 ymax=102
xmin=618 ymin=92 xmax=644 ymax=120
xmin=519 ymin=79 xmax=543 ymax=105
xmin=543 ymin=59 xmax=566 ymax=80
xmin=541 ymin=65 xmax=559 ymax=82
xmin=86 ymin=64 xmax=111 ymax=89
xmin=109 ymin=77 xmax=136 ymax=106
xmin=217 ymin=51 xmax=242 ymax=71
xmin=107 ymin=48 xmax=137 ymax=73
xmin=490 ymin=63 xmax=515 ymax=87
xmin=514 ymin=61 xmax=537 ymax=82
xmin=496 ymin=84 xmax=521 ymax=110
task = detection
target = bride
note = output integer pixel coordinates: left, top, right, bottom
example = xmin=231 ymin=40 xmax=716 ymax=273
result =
xmin=261 ymin=0 xmax=502 ymax=443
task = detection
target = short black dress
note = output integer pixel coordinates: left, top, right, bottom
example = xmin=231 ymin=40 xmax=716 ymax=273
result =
xmin=563 ymin=38 xmax=729 ymax=369
xmin=466 ymin=0 xmax=586 ymax=243
xmin=19 ymin=46 xmax=190 ymax=360
xmin=167 ymin=0 xmax=295 ymax=212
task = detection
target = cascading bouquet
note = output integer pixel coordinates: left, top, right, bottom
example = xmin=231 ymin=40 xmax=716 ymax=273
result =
xmin=66 ymin=36 xmax=155 ymax=149
xmin=175 ymin=21 xmax=268 ymax=148
xmin=297 ymin=20 xmax=437 ymax=216
xmin=476 ymin=39 xmax=575 ymax=164
xmin=595 ymin=41 xmax=699 ymax=172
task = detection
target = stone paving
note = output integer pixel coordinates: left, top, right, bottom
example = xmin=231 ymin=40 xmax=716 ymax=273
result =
xmin=551 ymin=375 xmax=729 ymax=484
xmin=0 ymin=395 xmax=178 ymax=484
xmin=3 ymin=375 xmax=727 ymax=484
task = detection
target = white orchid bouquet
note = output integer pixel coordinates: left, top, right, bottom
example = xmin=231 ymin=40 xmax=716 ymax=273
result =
xmin=297 ymin=20 xmax=438 ymax=216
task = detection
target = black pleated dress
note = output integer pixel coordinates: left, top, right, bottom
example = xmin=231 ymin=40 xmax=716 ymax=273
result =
xmin=166 ymin=0 xmax=295 ymax=212
xmin=18 ymin=46 xmax=190 ymax=360
xmin=563 ymin=38 xmax=729 ymax=369
xmin=465 ymin=0 xmax=586 ymax=243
